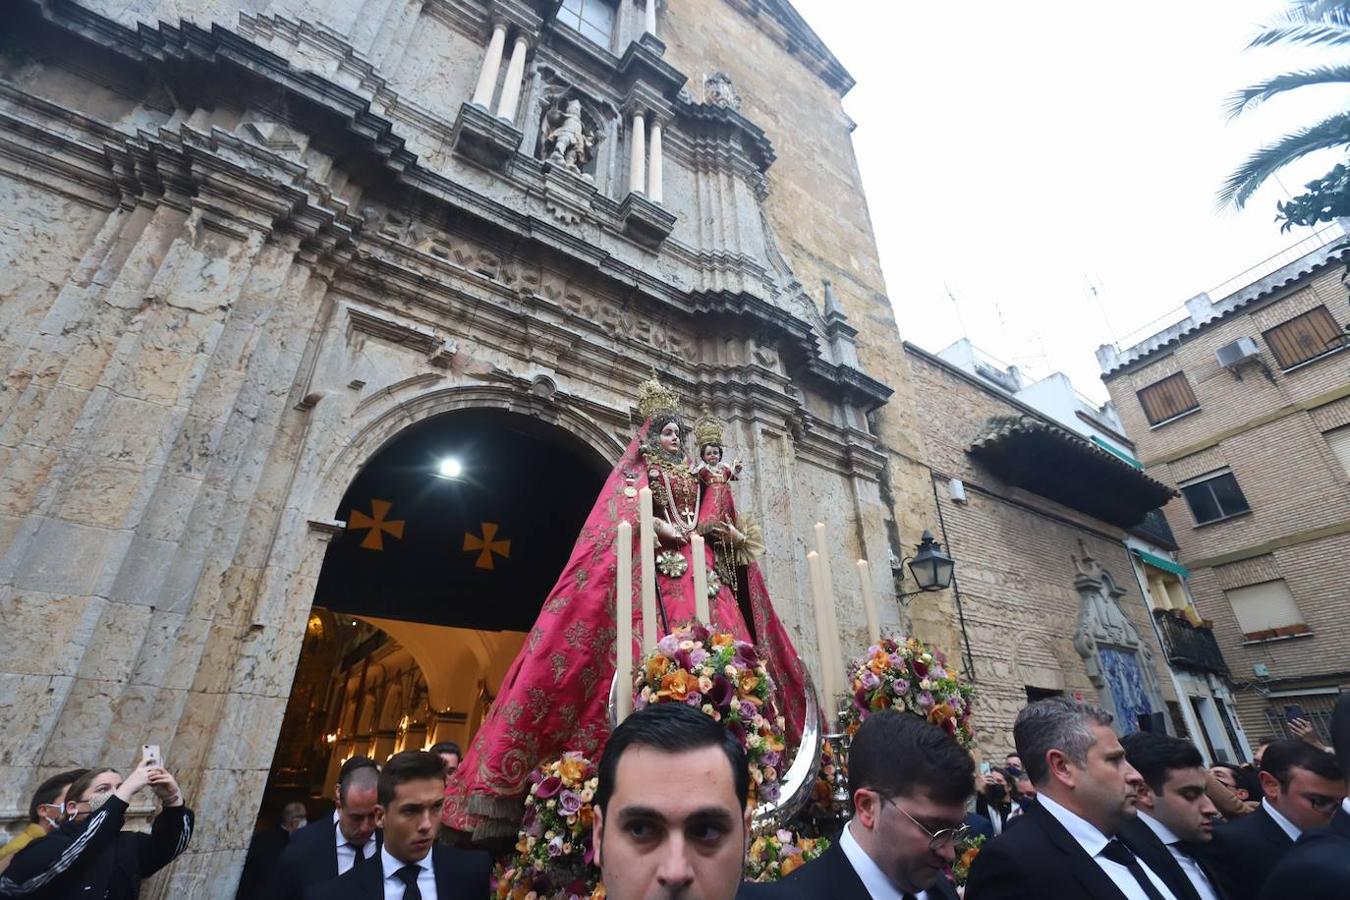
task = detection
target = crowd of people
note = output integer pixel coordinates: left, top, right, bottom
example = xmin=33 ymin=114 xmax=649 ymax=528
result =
xmin=4 ymin=697 xmax=1346 ymax=900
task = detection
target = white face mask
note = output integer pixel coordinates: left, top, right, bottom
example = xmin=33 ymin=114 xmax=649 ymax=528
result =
xmin=290 ymin=818 xmax=307 ymax=831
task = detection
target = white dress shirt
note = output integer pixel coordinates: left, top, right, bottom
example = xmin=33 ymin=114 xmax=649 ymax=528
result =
xmin=1136 ymin=812 xmax=1220 ymax=900
xmin=839 ymin=821 xmax=929 ymax=900
xmin=1037 ymin=794 xmax=1177 ymax=900
xmin=335 ymin=823 xmax=378 ymax=876
xmin=1261 ymin=798 xmax=1302 ymax=842
xmin=380 ymin=845 xmax=436 ymax=900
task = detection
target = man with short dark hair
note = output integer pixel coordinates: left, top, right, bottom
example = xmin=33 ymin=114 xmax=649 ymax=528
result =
xmin=264 ymin=757 xmax=382 ymax=900
xmin=1206 ymin=738 xmax=1343 ymax=900
xmin=593 ymin=703 xmax=749 ymax=900
xmin=304 ymin=751 xmax=489 ymax=899
xmin=745 ymin=710 xmax=968 ymax=899
xmin=965 ymin=697 xmax=1177 ymax=900
xmin=1119 ymin=732 xmax=1225 ymax=900
xmin=236 ymin=801 xmax=309 ymax=899
xmin=0 ymin=769 xmax=88 ymax=870
xmin=1254 ymin=692 xmax=1350 ymax=900
xmin=426 ymin=743 xmax=460 ymax=779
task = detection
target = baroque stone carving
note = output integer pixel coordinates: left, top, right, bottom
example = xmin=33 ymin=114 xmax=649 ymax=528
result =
xmin=1069 ymin=542 xmax=1166 ymax=732
xmin=541 ymin=99 xmax=596 ymax=179
xmin=704 ymin=71 xmax=741 ymax=111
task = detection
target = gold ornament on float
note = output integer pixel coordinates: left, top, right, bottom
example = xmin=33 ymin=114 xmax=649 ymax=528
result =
xmin=637 ymin=372 xmax=681 ymax=422
xmin=692 ymin=406 xmax=725 ymax=448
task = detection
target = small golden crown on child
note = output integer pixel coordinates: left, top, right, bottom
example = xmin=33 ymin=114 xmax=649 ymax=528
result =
xmin=693 ymin=407 xmax=724 ymax=447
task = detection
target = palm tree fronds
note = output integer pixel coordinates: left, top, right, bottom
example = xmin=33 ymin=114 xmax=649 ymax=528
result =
xmin=1225 ymin=64 xmax=1350 ymax=118
xmin=1219 ymin=111 xmax=1350 ymax=209
xmin=1248 ymin=22 xmax=1350 ymax=49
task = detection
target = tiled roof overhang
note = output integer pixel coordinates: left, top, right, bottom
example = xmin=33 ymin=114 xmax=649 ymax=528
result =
xmin=970 ymin=415 xmax=1177 ymax=528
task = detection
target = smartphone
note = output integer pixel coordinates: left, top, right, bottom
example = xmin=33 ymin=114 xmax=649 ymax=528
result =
xmin=978 ymin=761 xmax=992 ymax=776
xmin=142 ymin=744 xmax=162 ymax=768
xmin=1284 ymin=705 xmax=1305 ymax=724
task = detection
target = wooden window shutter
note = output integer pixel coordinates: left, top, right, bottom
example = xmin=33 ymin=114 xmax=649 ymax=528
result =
xmin=1262 ymin=306 xmax=1344 ymax=369
xmin=1137 ymin=372 xmax=1199 ymax=425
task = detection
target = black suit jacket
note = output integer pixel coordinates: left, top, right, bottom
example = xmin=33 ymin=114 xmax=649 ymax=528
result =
xmin=736 ymin=840 xmax=960 ymax=900
xmin=1118 ymin=815 xmax=1226 ymax=900
xmin=1205 ymin=805 xmax=1294 ymax=900
xmin=263 ymin=820 xmax=382 ymax=900
xmin=964 ymin=799 xmax=1135 ymax=900
xmin=302 ymin=844 xmax=492 ymax=900
xmin=237 ymin=825 xmax=291 ymax=899
xmin=1255 ymin=804 xmax=1350 ymax=900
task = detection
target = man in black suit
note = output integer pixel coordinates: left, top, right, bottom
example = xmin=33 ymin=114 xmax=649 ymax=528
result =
xmin=965 ymin=697 xmax=1178 ymax=900
xmin=264 ymin=758 xmax=382 ymax=900
xmin=304 ymin=751 xmax=489 ymax=900
xmin=1118 ymin=731 xmax=1226 ymax=900
xmin=741 ymin=710 xmax=970 ymax=900
xmin=595 ymin=703 xmax=752 ymax=900
xmin=237 ymin=801 xmax=309 ymax=898
xmin=1206 ymin=738 xmax=1341 ymax=900
xmin=1255 ymin=692 xmax=1350 ymax=900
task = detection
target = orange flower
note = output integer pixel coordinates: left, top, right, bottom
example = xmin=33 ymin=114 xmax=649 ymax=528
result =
xmin=659 ymin=669 xmax=697 ymax=700
xmin=928 ymin=703 xmax=955 ymax=725
xmin=867 ymin=649 xmax=891 ymax=674
xmin=780 ymin=855 xmax=805 ymax=877
xmin=558 ymin=756 xmax=585 ymax=783
xmin=960 ymin=847 xmax=980 ymax=868
xmin=738 ymin=672 xmax=760 ymax=695
xmin=645 ymin=655 xmax=670 ymax=681
xmin=711 ymin=633 xmax=734 ymax=648
xmin=869 ymin=693 xmax=892 ymax=711
xmin=578 ymin=806 xmax=594 ymax=828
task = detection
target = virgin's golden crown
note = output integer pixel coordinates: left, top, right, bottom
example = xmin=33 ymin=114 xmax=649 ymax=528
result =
xmin=636 ymin=373 xmax=680 ymax=421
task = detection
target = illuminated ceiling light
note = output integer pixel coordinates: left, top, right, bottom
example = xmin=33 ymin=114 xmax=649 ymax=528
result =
xmin=436 ymin=457 xmax=464 ymax=479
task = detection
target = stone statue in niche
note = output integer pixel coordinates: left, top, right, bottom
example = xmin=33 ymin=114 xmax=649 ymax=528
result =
xmin=541 ymin=99 xmax=595 ymax=179
xmin=704 ymin=71 xmax=741 ymax=111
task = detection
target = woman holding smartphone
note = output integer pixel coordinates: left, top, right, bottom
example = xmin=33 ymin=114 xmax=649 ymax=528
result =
xmin=0 ymin=751 xmax=193 ymax=899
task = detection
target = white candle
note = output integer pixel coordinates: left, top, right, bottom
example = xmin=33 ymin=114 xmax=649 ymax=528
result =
xmin=616 ymin=521 xmax=633 ymax=723
xmin=858 ymin=559 xmax=880 ymax=646
xmin=639 ymin=487 xmax=658 ymax=650
xmin=692 ymin=533 xmax=710 ymax=625
xmin=808 ymin=551 xmax=839 ymax=730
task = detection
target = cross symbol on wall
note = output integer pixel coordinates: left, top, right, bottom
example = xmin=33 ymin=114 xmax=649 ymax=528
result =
xmin=463 ymin=522 xmax=511 ymax=570
xmin=347 ymin=499 xmax=406 ymax=551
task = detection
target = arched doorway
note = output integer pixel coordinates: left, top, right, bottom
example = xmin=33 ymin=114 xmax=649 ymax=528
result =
xmin=254 ymin=408 xmax=609 ymax=832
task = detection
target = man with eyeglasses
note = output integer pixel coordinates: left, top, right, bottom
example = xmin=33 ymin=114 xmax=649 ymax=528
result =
xmin=965 ymin=698 xmax=1178 ymax=900
xmin=741 ymin=710 xmax=970 ymax=899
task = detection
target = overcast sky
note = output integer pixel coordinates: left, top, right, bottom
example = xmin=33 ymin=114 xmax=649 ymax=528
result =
xmin=789 ymin=0 xmax=1350 ymax=402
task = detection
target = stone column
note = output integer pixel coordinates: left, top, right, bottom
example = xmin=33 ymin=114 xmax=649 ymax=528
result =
xmin=471 ymin=21 xmax=508 ymax=108
xmin=647 ymin=118 xmax=663 ymax=203
xmin=644 ymin=0 xmax=657 ymax=36
xmin=629 ymin=110 xmax=646 ymax=195
xmin=495 ymin=33 xmax=530 ymax=123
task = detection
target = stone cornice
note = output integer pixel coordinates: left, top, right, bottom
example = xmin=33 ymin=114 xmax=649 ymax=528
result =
xmin=723 ymin=0 xmax=854 ymax=96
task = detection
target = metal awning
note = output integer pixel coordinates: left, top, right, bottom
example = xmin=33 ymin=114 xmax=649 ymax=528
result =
xmin=1132 ymin=548 xmax=1190 ymax=579
xmin=969 ymin=415 xmax=1177 ymax=529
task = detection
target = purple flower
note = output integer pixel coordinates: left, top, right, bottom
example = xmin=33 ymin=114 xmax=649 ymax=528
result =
xmin=708 ymin=675 xmax=734 ymax=709
xmin=732 ymin=641 xmax=760 ymax=669
xmin=917 ymin=690 xmax=935 ymax=708
xmin=688 ymin=622 xmax=711 ymax=644
xmin=891 ymin=678 xmax=910 ymax=695
xmin=535 ymin=775 xmax=562 ymax=799
xmin=558 ymin=789 xmax=582 ymax=815
xmin=657 ymin=634 xmax=681 ymax=657
xmin=761 ymin=750 xmax=782 ymax=768
xmin=684 ymin=691 xmax=703 ymax=707
xmin=860 ymin=671 xmax=881 ymax=691
xmin=776 ymin=828 xmax=794 ymax=844
xmin=547 ymin=834 xmax=565 ymax=857
xmin=689 ymin=648 xmax=710 ymax=668
xmin=854 ymin=686 xmax=870 ymax=713
xmin=759 ymin=781 xmax=781 ymax=803
xmin=726 ymin=719 xmax=748 ymax=749
xmin=674 ymin=648 xmax=694 ymax=670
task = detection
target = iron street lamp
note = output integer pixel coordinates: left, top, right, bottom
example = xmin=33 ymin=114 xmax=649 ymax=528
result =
xmin=898 ymin=530 xmax=955 ymax=598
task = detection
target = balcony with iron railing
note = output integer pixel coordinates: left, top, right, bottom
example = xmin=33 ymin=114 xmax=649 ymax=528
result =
xmin=1153 ymin=609 xmax=1229 ymax=676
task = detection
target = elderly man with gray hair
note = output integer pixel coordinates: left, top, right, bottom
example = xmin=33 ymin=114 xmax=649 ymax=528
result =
xmin=965 ymin=697 xmax=1179 ymax=900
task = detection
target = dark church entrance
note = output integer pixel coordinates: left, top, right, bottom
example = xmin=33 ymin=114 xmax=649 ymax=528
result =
xmin=250 ymin=408 xmax=609 ymax=840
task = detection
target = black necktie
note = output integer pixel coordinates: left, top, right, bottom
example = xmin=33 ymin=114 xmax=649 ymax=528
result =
xmin=348 ymin=841 xmax=366 ymax=863
xmin=1100 ymin=838 xmax=1170 ymax=900
xmin=395 ymin=863 xmax=423 ymax=900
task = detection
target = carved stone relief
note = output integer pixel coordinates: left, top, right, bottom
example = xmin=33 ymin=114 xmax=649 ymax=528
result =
xmin=704 ymin=71 xmax=741 ymax=111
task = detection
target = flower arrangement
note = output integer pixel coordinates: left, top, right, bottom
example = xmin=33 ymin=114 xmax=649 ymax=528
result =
xmin=745 ymin=828 xmax=830 ymax=882
xmin=494 ymin=751 xmax=605 ymax=900
xmin=634 ymin=622 xmax=787 ymax=804
xmin=838 ymin=635 xmax=976 ymax=747
xmin=950 ymin=833 xmax=986 ymax=886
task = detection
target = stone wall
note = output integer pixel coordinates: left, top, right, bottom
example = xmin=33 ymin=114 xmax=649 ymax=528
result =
xmin=906 ymin=347 xmax=1179 ymax=759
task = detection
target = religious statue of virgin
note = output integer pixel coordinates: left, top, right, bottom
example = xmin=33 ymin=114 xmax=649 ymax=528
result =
xmin=443 ymin=376 xmax=807 ymax=839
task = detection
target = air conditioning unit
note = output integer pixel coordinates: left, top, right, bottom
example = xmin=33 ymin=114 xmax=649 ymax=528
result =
xmin=1216 ymin=336 xmax=1261 ymax=368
